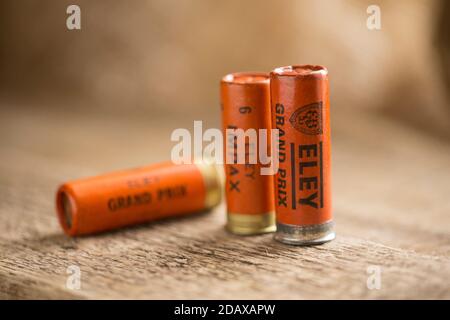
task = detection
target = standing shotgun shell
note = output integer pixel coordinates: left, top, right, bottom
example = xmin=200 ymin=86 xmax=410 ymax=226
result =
xmin=270 ymin=65 xmax=335 ymax=245
xmin=221 ymin=72 xmax=276 ymax=235
xmin=56 ymin=162 xmax=222 ymax=236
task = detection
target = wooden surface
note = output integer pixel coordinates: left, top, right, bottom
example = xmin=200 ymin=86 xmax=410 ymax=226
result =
xmin=0 ymin=105 xmax=449 ymax=299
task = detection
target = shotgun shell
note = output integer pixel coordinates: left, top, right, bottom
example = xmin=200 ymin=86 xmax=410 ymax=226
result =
xmin=270 ymin=65 xmax=335 ymax=245
xmin=56 ymin=162 xmax=222 ymax=236
xmin=220 ymin=72 xmax=276 ymax=235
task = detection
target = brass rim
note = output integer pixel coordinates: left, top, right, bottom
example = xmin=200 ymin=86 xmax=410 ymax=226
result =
xmin=195 ymin=162 xmax=223 ymax=209
xmin=226 ymin=212 xmax=276 ymax=235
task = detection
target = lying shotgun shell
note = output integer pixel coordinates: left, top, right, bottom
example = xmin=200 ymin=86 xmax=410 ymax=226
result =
xmin=220 ymin=72 xmax=276 ymax=235
xmin=56 ymin=162 xmax=222 ymax=236
xmin=270 ymin=65 xmax=335 ymax=245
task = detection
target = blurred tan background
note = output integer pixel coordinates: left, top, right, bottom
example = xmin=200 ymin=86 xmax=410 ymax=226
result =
xmin=0 ymin=0 xmax=449 ymax=136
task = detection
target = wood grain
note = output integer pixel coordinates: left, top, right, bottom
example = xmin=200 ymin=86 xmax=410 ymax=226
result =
xmin=0 ymin=105 xmax=449 ymax=299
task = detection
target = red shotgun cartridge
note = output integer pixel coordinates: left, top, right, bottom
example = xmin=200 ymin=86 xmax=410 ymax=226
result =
xmin=270 ymin=65 xmax=335 ymax=245
xmin=56 ymin=162 xmax=222 ymax=236
xmin=220 ymin=72 xmax=275 ymax=235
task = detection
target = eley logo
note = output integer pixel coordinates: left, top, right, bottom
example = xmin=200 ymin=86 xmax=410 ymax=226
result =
xmin=289 ymin=102 xmax=323 ymax=135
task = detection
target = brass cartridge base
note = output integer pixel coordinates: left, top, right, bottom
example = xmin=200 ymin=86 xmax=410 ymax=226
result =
xmin=195 ymin=162 xmax=223 ymax=209
xmin=274 ymin=220 xmax=335 ymax=245
xmin=226 ymin=212 xmax=276 ymax=235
